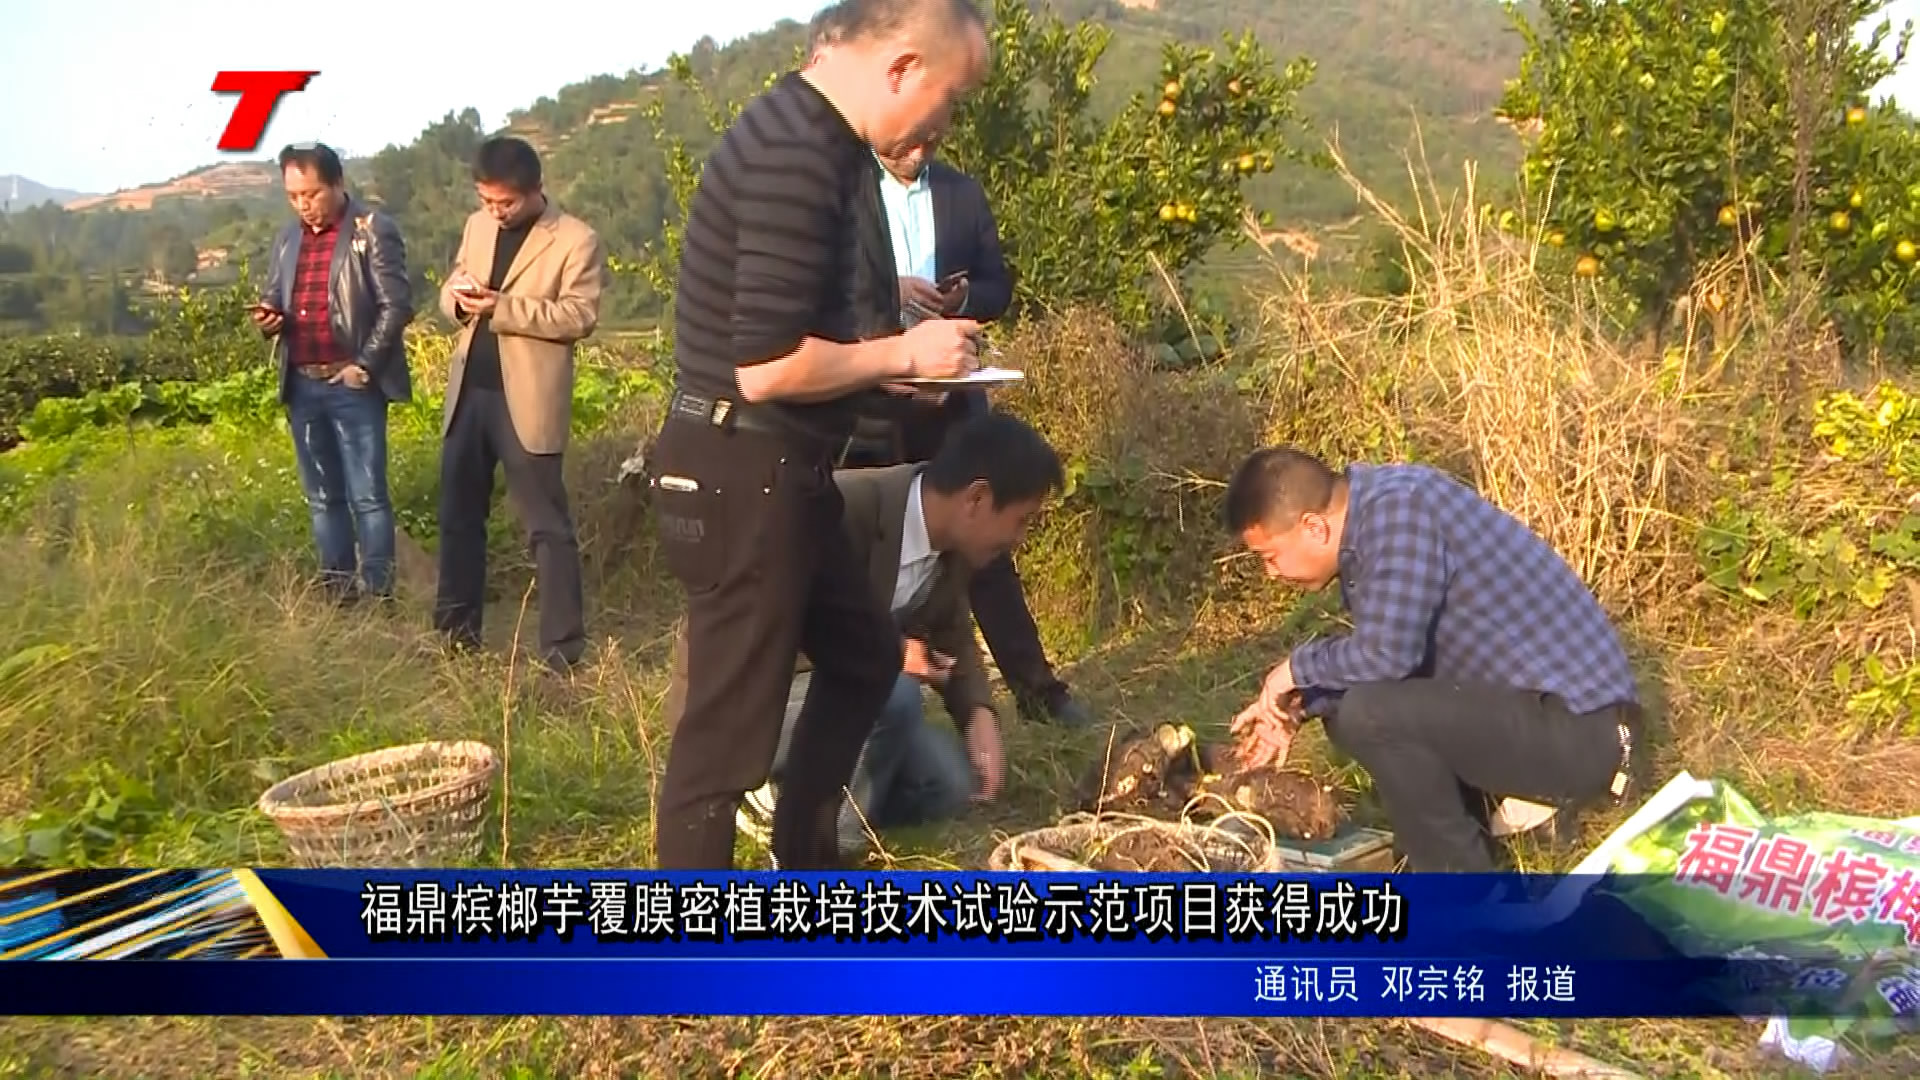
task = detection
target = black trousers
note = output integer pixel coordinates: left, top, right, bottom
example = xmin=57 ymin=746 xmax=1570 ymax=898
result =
xmin=1318 ymin=679 xmax=1631 ymax=872
xmin=433 ymin=388 xmax=586 ymax=669
xmin=874 ymin=392 xmax=1070 ymax=707
xmin=649 ymin=416 xmax=901 ymax=870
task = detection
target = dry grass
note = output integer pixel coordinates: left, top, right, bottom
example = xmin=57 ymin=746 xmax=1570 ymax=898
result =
xmin=3 ymin=158 xmax=1919 ymax=1078
xmin=994 ymin=311 xmax=1263 ymax=652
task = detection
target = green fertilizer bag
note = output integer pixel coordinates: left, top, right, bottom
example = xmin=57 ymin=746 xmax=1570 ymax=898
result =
xmin=1547 ymin=772 xmax=1920 ymax=1071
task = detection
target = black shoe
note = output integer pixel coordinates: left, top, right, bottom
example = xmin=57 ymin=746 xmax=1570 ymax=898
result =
xmin=312 ymin=574 xmax=361 ymax=607
xmin=441 ymin=631 xmax=484 ymax=658
xmin=540 ymin=645 xmax=588 ymax=678
xmin=1019 ymin=690 xmax=1094 ymax=729
xmin=531 ymin=665 xmax=590 ymax=710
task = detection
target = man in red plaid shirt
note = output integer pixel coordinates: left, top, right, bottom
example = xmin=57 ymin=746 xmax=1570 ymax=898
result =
xmin=251 ymin=143 xmax=414 ymax=603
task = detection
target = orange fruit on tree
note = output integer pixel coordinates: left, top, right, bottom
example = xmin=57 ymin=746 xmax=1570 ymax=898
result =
xmin=1574 ymin=254 xmax=1601 ymax=277
xmin=1829 ymin=210 xmax=1851 ymax=234
xmin=1163 ymin=80 xmax=1181 ymax=99
xmin=1157 ymin=99 xmax=1176 ymax=117
xmin=1159 ymin=203 xmax=1177 ymax=221
xmin=1897 ymin=239 xmax=1917 ymax=263
xmin=1717 ymin=205 xmax=1738 ymax=228
xmin=1237 ymin=154 xmax=1255 ymax=173
xmin=1847 ymin=105 xmax=1868 ymax=125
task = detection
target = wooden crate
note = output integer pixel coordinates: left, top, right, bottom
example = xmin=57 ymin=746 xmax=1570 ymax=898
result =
xmin=1271 ymin=826 xmax=1398 ymax=873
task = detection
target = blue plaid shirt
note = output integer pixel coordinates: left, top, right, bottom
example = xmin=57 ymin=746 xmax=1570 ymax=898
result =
xmin=1290 ymin=463 xmax=1638 ymax=716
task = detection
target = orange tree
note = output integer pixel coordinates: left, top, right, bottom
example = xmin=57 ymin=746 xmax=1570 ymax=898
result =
xmin=937 ymin=0 xmax=1315 ymax=328
xmin=1497 ymin=0 xmax=1920 ymax=354
xmin=618 ymin=0 xmax=1316 ymax=336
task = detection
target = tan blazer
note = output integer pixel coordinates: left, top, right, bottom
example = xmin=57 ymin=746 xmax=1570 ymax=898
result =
xmin=438 ymin=202 xmax=606 ymax=455
xmin=663 ymin=463 xmax=996 ymax=737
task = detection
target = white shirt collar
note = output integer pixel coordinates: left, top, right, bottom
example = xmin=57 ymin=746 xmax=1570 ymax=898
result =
xmin=900 ymin=474 xmax=933 ymax=568
xmin=890 ymin=474 xmax=939 ymax=614
xmin=876 ymin=154 xmax=929 ymax=194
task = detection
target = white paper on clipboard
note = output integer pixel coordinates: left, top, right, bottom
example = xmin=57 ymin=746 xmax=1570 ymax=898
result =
xmin=897 ymin=366 xmax=1026 ymax=387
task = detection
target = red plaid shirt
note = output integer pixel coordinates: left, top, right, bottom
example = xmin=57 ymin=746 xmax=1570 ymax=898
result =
xmin=285 ymin=215 xmax=345 ymax=368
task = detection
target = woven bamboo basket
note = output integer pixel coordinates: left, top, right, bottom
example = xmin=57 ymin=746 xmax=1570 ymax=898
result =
xmin=257 ymin=740 xmax=498 ymax=867
xmin=986 ymin=811 xmax=1285 ymax=873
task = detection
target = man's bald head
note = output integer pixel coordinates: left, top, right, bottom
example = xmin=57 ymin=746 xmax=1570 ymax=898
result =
xmin=834 ymin=0 xmax=983 ymax=50
xmin=803 ymin=0 xmax=989 ymax=155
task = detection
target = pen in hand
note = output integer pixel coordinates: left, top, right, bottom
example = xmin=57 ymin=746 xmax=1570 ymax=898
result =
xmin=904 ymin=301 xmax=1001 ymax=362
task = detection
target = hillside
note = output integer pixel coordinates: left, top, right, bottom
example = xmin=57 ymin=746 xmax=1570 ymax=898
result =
xmin=0 ymin=0 xmax=1530 ymax=331
xmin=423 ymin=0 xmax=1527 ymax=318
xmin=491 ymin=0 xmax=1526 ymax=228
xmin=0 ymin=176 xmax=88 ymax=212
xmin=64 ymin=162 xmax=282 ymax=212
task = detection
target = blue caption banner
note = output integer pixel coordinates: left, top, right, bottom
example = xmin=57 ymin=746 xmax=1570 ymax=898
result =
xmin=0 ymin=869 xmax=1902 ymax=1018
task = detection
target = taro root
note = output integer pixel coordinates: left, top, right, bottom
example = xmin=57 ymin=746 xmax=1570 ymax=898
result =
xmin=1196 ymin=768 xmax=1347 ymax=842
xmin=1075 ymin=723 xmax=1200 ymax=812
xmin=1086 ymin=829 xmax=1207 ymax=873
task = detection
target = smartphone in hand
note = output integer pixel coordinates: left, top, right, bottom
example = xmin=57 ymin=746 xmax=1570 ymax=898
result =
xmin=935 ymin=270 xmax=968 ymax=292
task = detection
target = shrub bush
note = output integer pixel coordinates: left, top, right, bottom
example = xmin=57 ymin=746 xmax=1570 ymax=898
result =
xmin=994 ymin=308 xmax=1262 ymax=654
xmin=0 ymin=335 xmax=208 ymax=449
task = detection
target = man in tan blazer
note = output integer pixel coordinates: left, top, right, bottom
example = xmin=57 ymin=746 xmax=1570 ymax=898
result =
xmin=434 ymin=136 xmax=606 ymax=674
xmin=662 ymin=412 xmax=1065 ymax=868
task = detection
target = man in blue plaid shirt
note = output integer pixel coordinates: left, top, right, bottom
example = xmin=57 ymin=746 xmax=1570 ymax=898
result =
xmin=1223 ymin=447 xmax=1643 ymax=872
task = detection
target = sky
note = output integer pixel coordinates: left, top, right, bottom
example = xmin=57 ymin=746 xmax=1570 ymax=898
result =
xmin=4 ymin=0 xmax=1920 ymax=195
xmin=0 ymin=0 xmax=827 ymax=194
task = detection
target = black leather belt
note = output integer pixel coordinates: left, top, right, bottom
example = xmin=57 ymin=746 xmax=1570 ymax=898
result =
xmin=666 ymin=388 xmax=841 ymax=459
xmin=667 ymin=388 xmax=780 ymax=435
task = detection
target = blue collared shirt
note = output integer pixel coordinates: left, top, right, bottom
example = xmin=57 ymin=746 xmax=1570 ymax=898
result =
xmin=877 ymin=156 xmax=937 ymax=286
xmin=1289 ymin=463 xmax=1638 ymax=716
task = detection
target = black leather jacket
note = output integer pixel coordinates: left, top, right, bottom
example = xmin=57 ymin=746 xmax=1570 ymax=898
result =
xmin=262 ymin=197 xmax=414 ymax=403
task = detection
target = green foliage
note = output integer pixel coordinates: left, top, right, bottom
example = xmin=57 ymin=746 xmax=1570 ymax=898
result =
xmin=1693 ymin=385 xmax=1920 ymax=735
xmin=135 ymin=261 xmax=275 ymax=381
xmin=1695 ymin=508 xmax=1897 ymax=614
xmin=0 ymin=341 xmax=665 ymax=550
xmin=19 ymin=367 xmax=283 ymax=442
xmin=1811 ymin=381 xmax=1920 ymax=484
xmin=0 ymin=334 xmax=201 ymax=448
xmin=613 ymin=53 xmax=751 ymax=313
xmin=941 ymin=0 xmax=1317 ymax=326
xmin=13 ymin=351 xmax=661 ymax=446
xmin=1500 ymin=0 xmax=1920 ymax=352
xmin=0 ymin=758 xmax=165 ymax=868
xmin=1831 ymin=651 xmax=1920 ymax=734
xmin=0 ymin=275 xmax=272 ymax=445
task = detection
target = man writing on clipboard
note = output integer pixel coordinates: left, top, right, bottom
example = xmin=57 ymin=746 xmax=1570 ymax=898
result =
xmin=648 ymin=0 xmax=992 ymax=871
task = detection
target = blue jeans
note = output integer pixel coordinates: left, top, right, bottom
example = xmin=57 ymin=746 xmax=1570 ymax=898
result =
xmin=286 ymin=374 xmax=396 ymax=595
xmin=774 ymin=673 xmax=975 ymax=851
